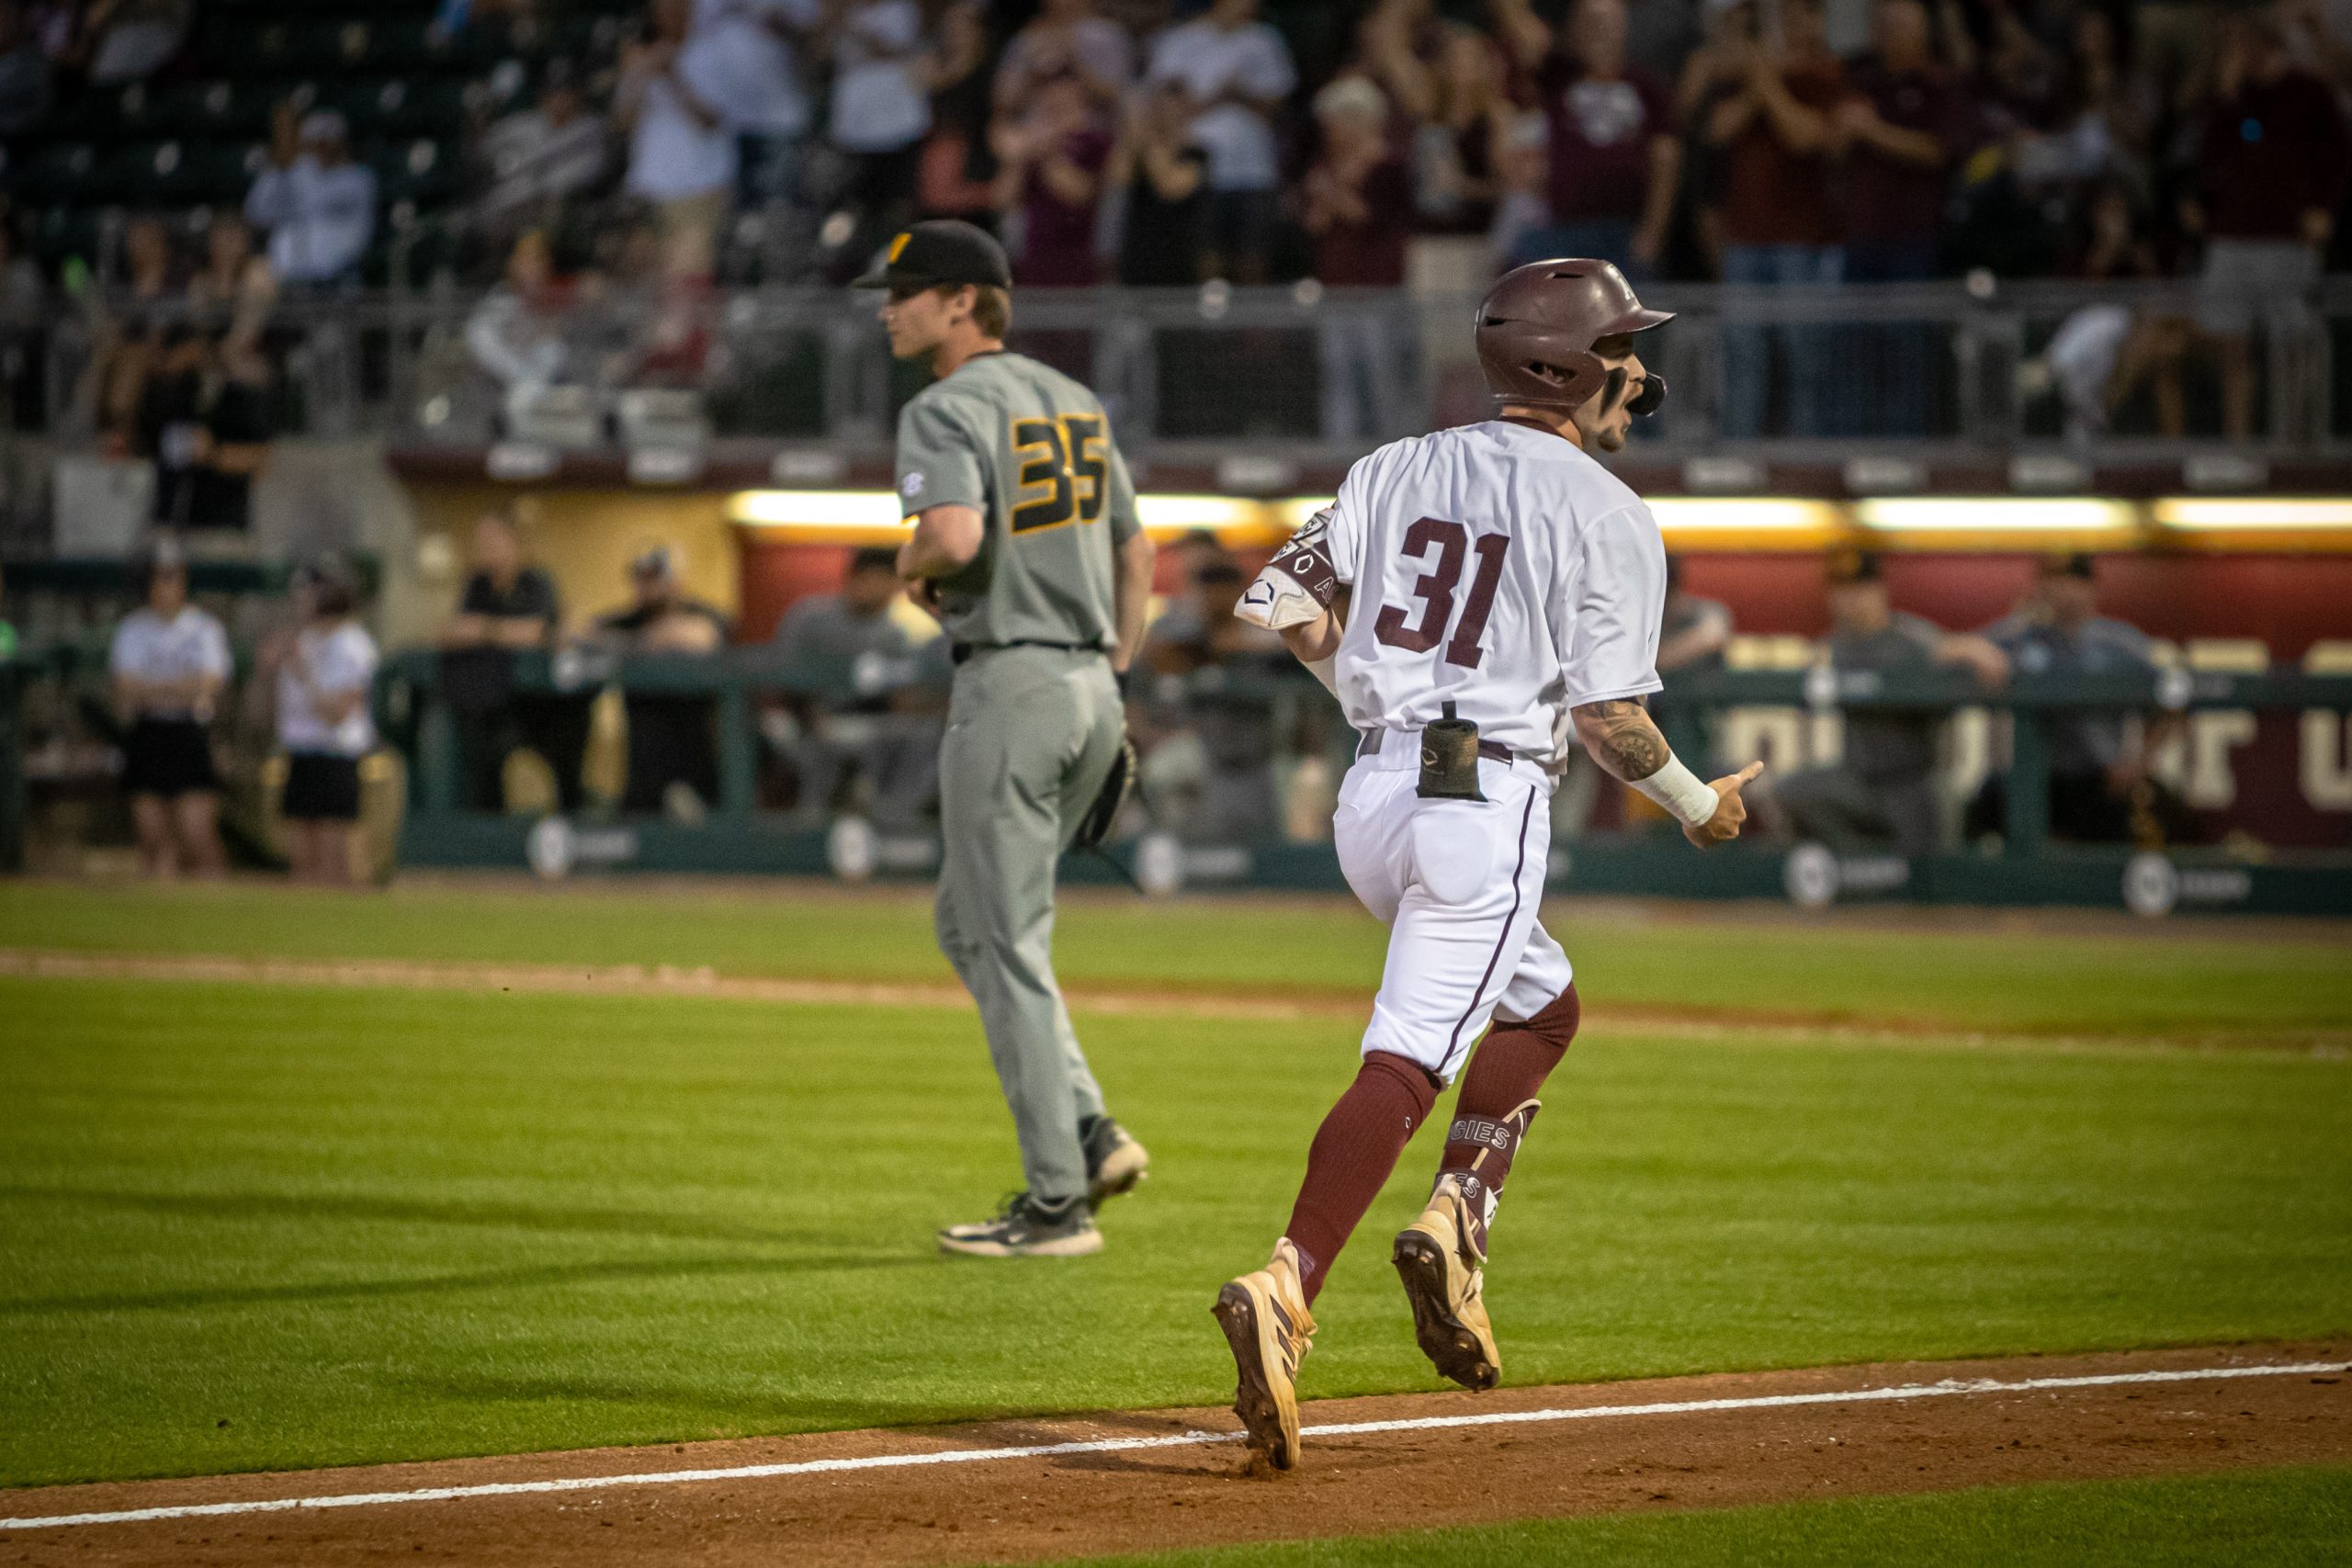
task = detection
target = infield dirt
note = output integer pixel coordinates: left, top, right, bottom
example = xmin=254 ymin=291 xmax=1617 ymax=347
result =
xmin=6 ymin=1343 xmax=2346 ymax=1566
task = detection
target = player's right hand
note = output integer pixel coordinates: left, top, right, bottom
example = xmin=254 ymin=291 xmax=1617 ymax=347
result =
xmin=1682 ymin=761 xmax=1765 ymax=849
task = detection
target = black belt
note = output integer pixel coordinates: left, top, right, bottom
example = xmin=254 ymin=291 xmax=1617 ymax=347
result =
xmin=950 ymin=639 xmax=1101 ymax=666
xmin=1359 ymin=728 xmax=1515 ymax=765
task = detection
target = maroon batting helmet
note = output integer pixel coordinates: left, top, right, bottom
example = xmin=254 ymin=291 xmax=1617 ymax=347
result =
xmin=1475 ymin=258 xmax=1673 ymax=412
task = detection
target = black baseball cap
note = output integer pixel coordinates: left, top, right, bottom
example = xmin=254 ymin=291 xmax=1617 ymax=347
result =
xmin=851 ymin=220 xmax=1012 ymax=291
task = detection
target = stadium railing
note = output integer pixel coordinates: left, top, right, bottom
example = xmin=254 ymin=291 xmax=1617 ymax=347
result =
xmin=368 ymin=649 xmax=2352 ymax=916
xmin=21 ymin=278 xmax=2352 ymax=459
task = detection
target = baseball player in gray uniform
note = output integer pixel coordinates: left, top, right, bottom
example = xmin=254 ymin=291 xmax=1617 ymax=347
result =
xmin=856 ymin=220 xmax=1157 ymax=1258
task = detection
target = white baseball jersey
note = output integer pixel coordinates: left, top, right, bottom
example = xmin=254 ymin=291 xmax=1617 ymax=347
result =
xmin=1321 ymin=419 xmax=1668 ymax=767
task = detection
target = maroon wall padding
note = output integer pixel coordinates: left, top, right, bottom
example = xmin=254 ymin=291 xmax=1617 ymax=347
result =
xmin=741 ymin=537 xmax=2352 ymax=660
xmin=1675 ymin=554 xmax=2352 ymax=659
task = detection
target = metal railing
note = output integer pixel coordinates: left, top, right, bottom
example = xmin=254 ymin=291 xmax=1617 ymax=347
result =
xmin=18 ymin=276 xmax=2352 ymax=461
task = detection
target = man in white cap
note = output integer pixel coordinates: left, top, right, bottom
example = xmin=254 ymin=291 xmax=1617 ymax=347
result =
xmin=245 ymin=104 xmax=379 ymax=284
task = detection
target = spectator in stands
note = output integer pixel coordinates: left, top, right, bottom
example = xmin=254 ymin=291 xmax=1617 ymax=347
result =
xmin=2187 ymin=10 xmax=2347 ymax=441
xmin=769 ymin=547 xmax=941 ymax=829
xmin=467 ymin=230 xmax=574 ymax=425
xmin=1647 ymin=553 xmax=1733 ymax=766
xmin=1965 ymin=554 xmax=2182 ymax=845
xmin=1144 ymin=0 xmax=1296 ymax=284
xmin=593 ymin=547 xmax=729 ymax=818
xmin=439 ymin=510 xmax=577 ymax=813
xmin=1769 ymin=551 xmax=2007 ymax=857
xmin=1500 ymin=0 xmax=1680 ymax=276
xmin=0 ymin=561 xmax=13 ymax=661
xmin=273 ymin=557 xmax=379 ymax=886
xmin=109 ymin=541 xmax=229 ymax=878
xmin=1706 ymin=0 xmax=1846 ymax=437
xmin=2023 ymin=184 xmax=2189 ymax=442
xmin=1406 ymin=24 xmax=1510 ymax=236
xmin=619 ymin=0 xmax=735 ymax=281
xmin=1143 ymin=557 xmax=1287 ymax=842
xmin=695 ymin=0 xmax=820 ymax=218
xmin=0 ymin=2 xmax=51 ymax=136
xmin=245 ymin=108 xmax=378 ymax=287
xmin=183 ymin=210 xmax=276 ymax=343
xmin=912 ymin=0 xmax=995 ymax=229
xmin=88 ymin=213 xmax=176 ymax=450
xmin=81 ymin=0 xmax=186 ymax=84
xmin=995 ymin=74 xmax=1113 ymax=287
xmin=1108 ymin=79 xmax=1208 ymax=286
xmin=1303 ymin=74 xmax=1413 ymax=440
xmin=825 ymin=0 xmax=945 ymax=260
xmin=1832 ymin=0 xmax=1975 ymax=436
xmin=477 ymin=60 xmax=610 ymax=240
xmin=136 ymin=324 xmax=272 ymax=533
xmin=994 ymin=0 xmax=1133 ymax=130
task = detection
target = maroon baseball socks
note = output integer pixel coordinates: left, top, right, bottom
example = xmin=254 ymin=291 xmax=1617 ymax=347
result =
xmin=1432 ymin=983 xmax=1581 ymax=1254
xmin=1280 ymin=1051 xmax=1440 ymax=1304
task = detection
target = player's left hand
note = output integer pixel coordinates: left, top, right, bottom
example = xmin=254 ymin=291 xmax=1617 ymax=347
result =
xmin=1683 ymin=761 xmax=1764 ymax=849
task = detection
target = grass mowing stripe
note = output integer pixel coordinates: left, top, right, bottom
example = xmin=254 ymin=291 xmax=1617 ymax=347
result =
xmin=6 ymin=1362 xmax=2341 ymax=1532
xmin=1057 ymin=1464 xmax=2352 ymax=1568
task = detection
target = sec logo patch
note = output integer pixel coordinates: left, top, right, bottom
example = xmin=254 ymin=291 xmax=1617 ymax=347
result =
xmin=899 ymin=472 xmax=924 ymax=500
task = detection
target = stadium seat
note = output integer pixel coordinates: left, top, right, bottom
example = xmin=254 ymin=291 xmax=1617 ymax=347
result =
xmin=18 ymin=142 xmax=106 ymax=204
xmin=334 ymin=76 xmax=478 ymax=138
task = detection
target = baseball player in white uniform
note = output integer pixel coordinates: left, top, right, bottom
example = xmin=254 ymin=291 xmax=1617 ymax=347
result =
xmin=1210 ymin=260 xmax=1765 ymax=1471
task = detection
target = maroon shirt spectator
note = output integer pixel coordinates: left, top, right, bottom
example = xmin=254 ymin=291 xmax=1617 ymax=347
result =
xmin=1303 ymin=75 xmax=1412 ymax=286
xmin=2196 ymin=57 xmax=2347 ymax=241
xmin=1539 ymin=52 xmax=1676 ymax=226
xmin=996 ymin=77 xmax=1113 ymax=287
xmin=1714 ymin=56 xmax=1846 ymax=247
xmin=1837 ymin=0 xmax=1975 ymax=256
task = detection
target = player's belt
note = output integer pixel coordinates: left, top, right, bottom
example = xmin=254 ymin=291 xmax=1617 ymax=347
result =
xmin=1358 ymin=728 xmax=1514 ymax=765
xmin=950 ymin=639 xmax=1102 ymax=665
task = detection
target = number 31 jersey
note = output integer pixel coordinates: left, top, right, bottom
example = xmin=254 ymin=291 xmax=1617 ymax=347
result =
xmin=893 ymin=351 xmax=1142 ymax=652
xmin=1322 ymin=419 xmax=1668 ymax=769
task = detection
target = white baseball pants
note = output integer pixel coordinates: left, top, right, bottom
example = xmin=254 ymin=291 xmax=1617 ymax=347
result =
xmin=1335 ymin=729 xmax=1576 ymax=1082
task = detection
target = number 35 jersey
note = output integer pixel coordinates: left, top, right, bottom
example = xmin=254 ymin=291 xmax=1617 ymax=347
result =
xmin=1322 ymin=419 xmax=1668 ymax=770
xmin=893 ymin=351 xmax=1142 ymax=652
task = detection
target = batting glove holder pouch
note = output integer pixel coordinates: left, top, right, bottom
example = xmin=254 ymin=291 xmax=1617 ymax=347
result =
xmin=1417 ymin=705 xmax=1487 ymax=802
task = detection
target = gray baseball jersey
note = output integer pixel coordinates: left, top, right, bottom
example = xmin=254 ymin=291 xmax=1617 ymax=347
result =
xmin=893 ymin=351 xmax=1142 ymax=649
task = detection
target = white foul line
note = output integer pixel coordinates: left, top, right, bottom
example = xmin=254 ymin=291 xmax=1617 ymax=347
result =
xmin=4 ymin=1360 xmax=2343 ymax=1534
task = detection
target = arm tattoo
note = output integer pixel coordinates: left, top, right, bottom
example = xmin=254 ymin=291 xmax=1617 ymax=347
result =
xmin=1573 ymin=697 xmax=1670 ymax=782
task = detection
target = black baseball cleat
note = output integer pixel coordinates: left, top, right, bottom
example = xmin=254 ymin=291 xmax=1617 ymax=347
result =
xmin=938 ymin=1192 xmax=1102 ymax=1258
xmin=1081 ymin=1116 xmax=1151 ymax=1209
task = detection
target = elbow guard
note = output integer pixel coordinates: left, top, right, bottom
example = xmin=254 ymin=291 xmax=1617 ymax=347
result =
xmin=1236 ymin=507 xmax=1340 ymax=630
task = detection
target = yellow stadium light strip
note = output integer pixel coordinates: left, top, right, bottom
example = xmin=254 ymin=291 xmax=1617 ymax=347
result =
xmin=2152 ymin=497 xmax=2352 ymax=530
xmin=1649 ymin=498 xmax=1844 ymax=534
xmin=1855 ymin=498 xmax=2137 ymax=533
xmin=1135 ymin=494 xmax=1265 ymax=531
xmin=729 ymin=490 xmax=906 ymax=528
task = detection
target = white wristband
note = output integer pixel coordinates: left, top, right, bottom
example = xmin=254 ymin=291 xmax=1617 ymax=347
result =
xmin=1631 ymin=754 xmax=1718 ymax=827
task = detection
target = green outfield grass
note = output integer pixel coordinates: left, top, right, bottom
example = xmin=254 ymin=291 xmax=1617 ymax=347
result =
xmin=1055 ymin=1465 xmax=2352 ymax=1567
xmin=4 ymin=879 xmax=2350 ymax=1039
xmin=3 ymin=877 xmax=2348 ymax=1489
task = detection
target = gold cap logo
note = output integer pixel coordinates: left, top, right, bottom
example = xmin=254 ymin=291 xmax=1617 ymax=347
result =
xmin=887 ymin=232 xmax=911 ymax=263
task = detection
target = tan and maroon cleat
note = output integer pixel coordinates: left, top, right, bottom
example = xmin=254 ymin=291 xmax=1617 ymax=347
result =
xmin=1392 ymin=1174 xmax=1502 ymax=1391
xmin=1212 ymin=1238 xmax=1317 ymax=1469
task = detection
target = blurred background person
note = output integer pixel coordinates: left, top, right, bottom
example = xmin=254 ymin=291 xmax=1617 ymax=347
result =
xmin=1706 ymin=0 xmax=1843 ymax=438
xmin=1767 ymin=551 xmax=2007 ymax=857
xmin=992 ymin=0 xmax=1133 ymax=131
xmin=593 ymin=547 xmax=728 ymax=819
xmin=135 ymin=324 xmax=273 ymax=535
xmin=1143 ymin=556 xmax=1288 ymax=842
xmin=1143 ymin=0 xmax=1295 ymax=283
xmin=823 ymin=0 xmax=944 ymax=268
xmin=2184 ymin=10 xmax=2346 ymax=441
xmin=272 ymin=558 xmax=379 ymax=886
xmin=768 ymin=547 xmax=940 ymax=830
xmin=438 ymin=510 xmax=576 ymax=813
xmin=244 ymin=107 xmax=377 ymax=287
xmin=618 ymin=0 xmax=734 ymax=282
xmin=1302 ymin=74 xmax=1412 ymax=441
xmin=1966 ymin=554 xmax=2185 ymax=845
xmin=1108 ymin=79 xmax=1209 ymax=286
xmin=475 ymin=60 xmax=610 ymax=245
xmin=108 ymin=542 xmax=229 ymax=878
xmin=466 ymin=230 xmax=576 ymax=432
xmin=994 ymin=74 xmax=1113 ymax=288
xmin=1500 ymin=0 xmax=1680 ymax=276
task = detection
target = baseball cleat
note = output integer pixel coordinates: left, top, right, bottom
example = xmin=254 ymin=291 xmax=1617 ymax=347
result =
xmin=938 ymin=1193 xmax=1102 ymax=1258
xmin=1212 ymin=1239 xmax=1316 ymax=1470
xmin=1393 ymin=1176 xmax=1501 ymax=1391
xmin=1082 ymin=1118 xmax=1150 ymax=1209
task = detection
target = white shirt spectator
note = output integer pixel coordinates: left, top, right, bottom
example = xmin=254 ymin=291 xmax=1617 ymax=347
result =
xmin=244 ymin=157 xmax=378 ymax=282
xmin=994 ymin=16 xmax=1134 ymax=116
xmin=464 ymin=288 xmax=567 ymax=390
xmin=109 ymin=604 xmax=231 ymax=719
xmin=1145 ymin=15 xmax=1295 ymax=192
xmin=278 ymin=622 xmax=379 ymax=756
xmin=827 ymin=0 xmax=930 ymax=153
xmin=695 ymin=0 xmax=820 ymax=138
xmin=625 ymin=32 xmax=740 ymax=199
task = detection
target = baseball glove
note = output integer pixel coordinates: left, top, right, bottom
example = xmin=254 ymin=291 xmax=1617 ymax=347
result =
xmin=1073 ymin=733 xmax=1138 ymax=853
